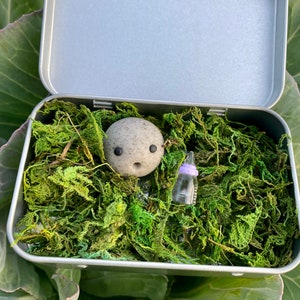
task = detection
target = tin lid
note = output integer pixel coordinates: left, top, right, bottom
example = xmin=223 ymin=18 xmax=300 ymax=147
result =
xmin=40 ymin=0 xmax=288 ymax=108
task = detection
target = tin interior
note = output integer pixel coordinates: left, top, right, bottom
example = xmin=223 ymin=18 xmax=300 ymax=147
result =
xmin=40 ymin=0 xmax=287 ymax=108
xmin=7 ymin=96 xmax=300 ymax=277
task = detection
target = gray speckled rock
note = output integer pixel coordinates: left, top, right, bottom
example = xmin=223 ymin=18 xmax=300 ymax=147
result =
xmin=103 ymin=117 xmax=164 ymax=177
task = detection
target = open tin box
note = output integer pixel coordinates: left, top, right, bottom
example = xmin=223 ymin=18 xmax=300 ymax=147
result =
xmin=7 ymin=0 xmax=300 ymax=277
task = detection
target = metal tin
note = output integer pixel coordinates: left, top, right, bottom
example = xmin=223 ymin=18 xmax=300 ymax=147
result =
xmin=7 ymin=0 xmax=300 ymax=277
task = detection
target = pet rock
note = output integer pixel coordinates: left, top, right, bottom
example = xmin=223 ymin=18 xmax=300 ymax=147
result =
xmin=103 ymin=117 xmax=164 ymax=177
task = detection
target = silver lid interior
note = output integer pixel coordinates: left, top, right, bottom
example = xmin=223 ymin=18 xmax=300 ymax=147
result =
xmin=40 ymin=0 xmax=288 ymax=107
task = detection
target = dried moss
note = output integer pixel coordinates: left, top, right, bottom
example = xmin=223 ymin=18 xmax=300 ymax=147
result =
xmin=15 ymin=100 xmax=299 ymax=267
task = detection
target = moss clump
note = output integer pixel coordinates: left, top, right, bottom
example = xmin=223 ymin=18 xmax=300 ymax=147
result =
xmin=15 ymin=100 xmax=299 ymax=267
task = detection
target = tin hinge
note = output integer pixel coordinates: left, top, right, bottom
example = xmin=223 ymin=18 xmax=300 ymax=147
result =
xmin=207 ymin=108 xmax=227 ymax=116
xmin=93 ymin=99 xmax=114 ymax=109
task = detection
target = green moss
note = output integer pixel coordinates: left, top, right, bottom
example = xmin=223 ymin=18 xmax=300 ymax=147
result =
xmin=15 ymin=100 xmax=299 ymax=267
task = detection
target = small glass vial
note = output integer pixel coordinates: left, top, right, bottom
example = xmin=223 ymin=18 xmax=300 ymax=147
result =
xmin=172 ymin=151 xmax=199 ymax=205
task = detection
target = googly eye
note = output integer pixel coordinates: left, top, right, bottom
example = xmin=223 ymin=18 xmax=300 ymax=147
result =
xmin=149 ymin=144 xmax=157 ymax=153
xmin=114 ymin=147 xmax=123 ymax=156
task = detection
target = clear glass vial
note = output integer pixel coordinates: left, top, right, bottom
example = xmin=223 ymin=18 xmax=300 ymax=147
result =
xmin=172 ymin=151 xmax=199 ymax=205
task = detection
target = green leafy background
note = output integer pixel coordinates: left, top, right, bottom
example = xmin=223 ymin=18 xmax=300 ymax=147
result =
xmin=0 ymin=0 xmax=300 ymax=299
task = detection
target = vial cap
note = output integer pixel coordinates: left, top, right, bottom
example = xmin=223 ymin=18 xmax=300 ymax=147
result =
xmin=179 ymin=163 xmax=199 ymax=177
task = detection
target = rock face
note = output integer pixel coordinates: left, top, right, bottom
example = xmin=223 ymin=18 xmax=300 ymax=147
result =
xmin=103 ymin=117 xmax=164 ymax=177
